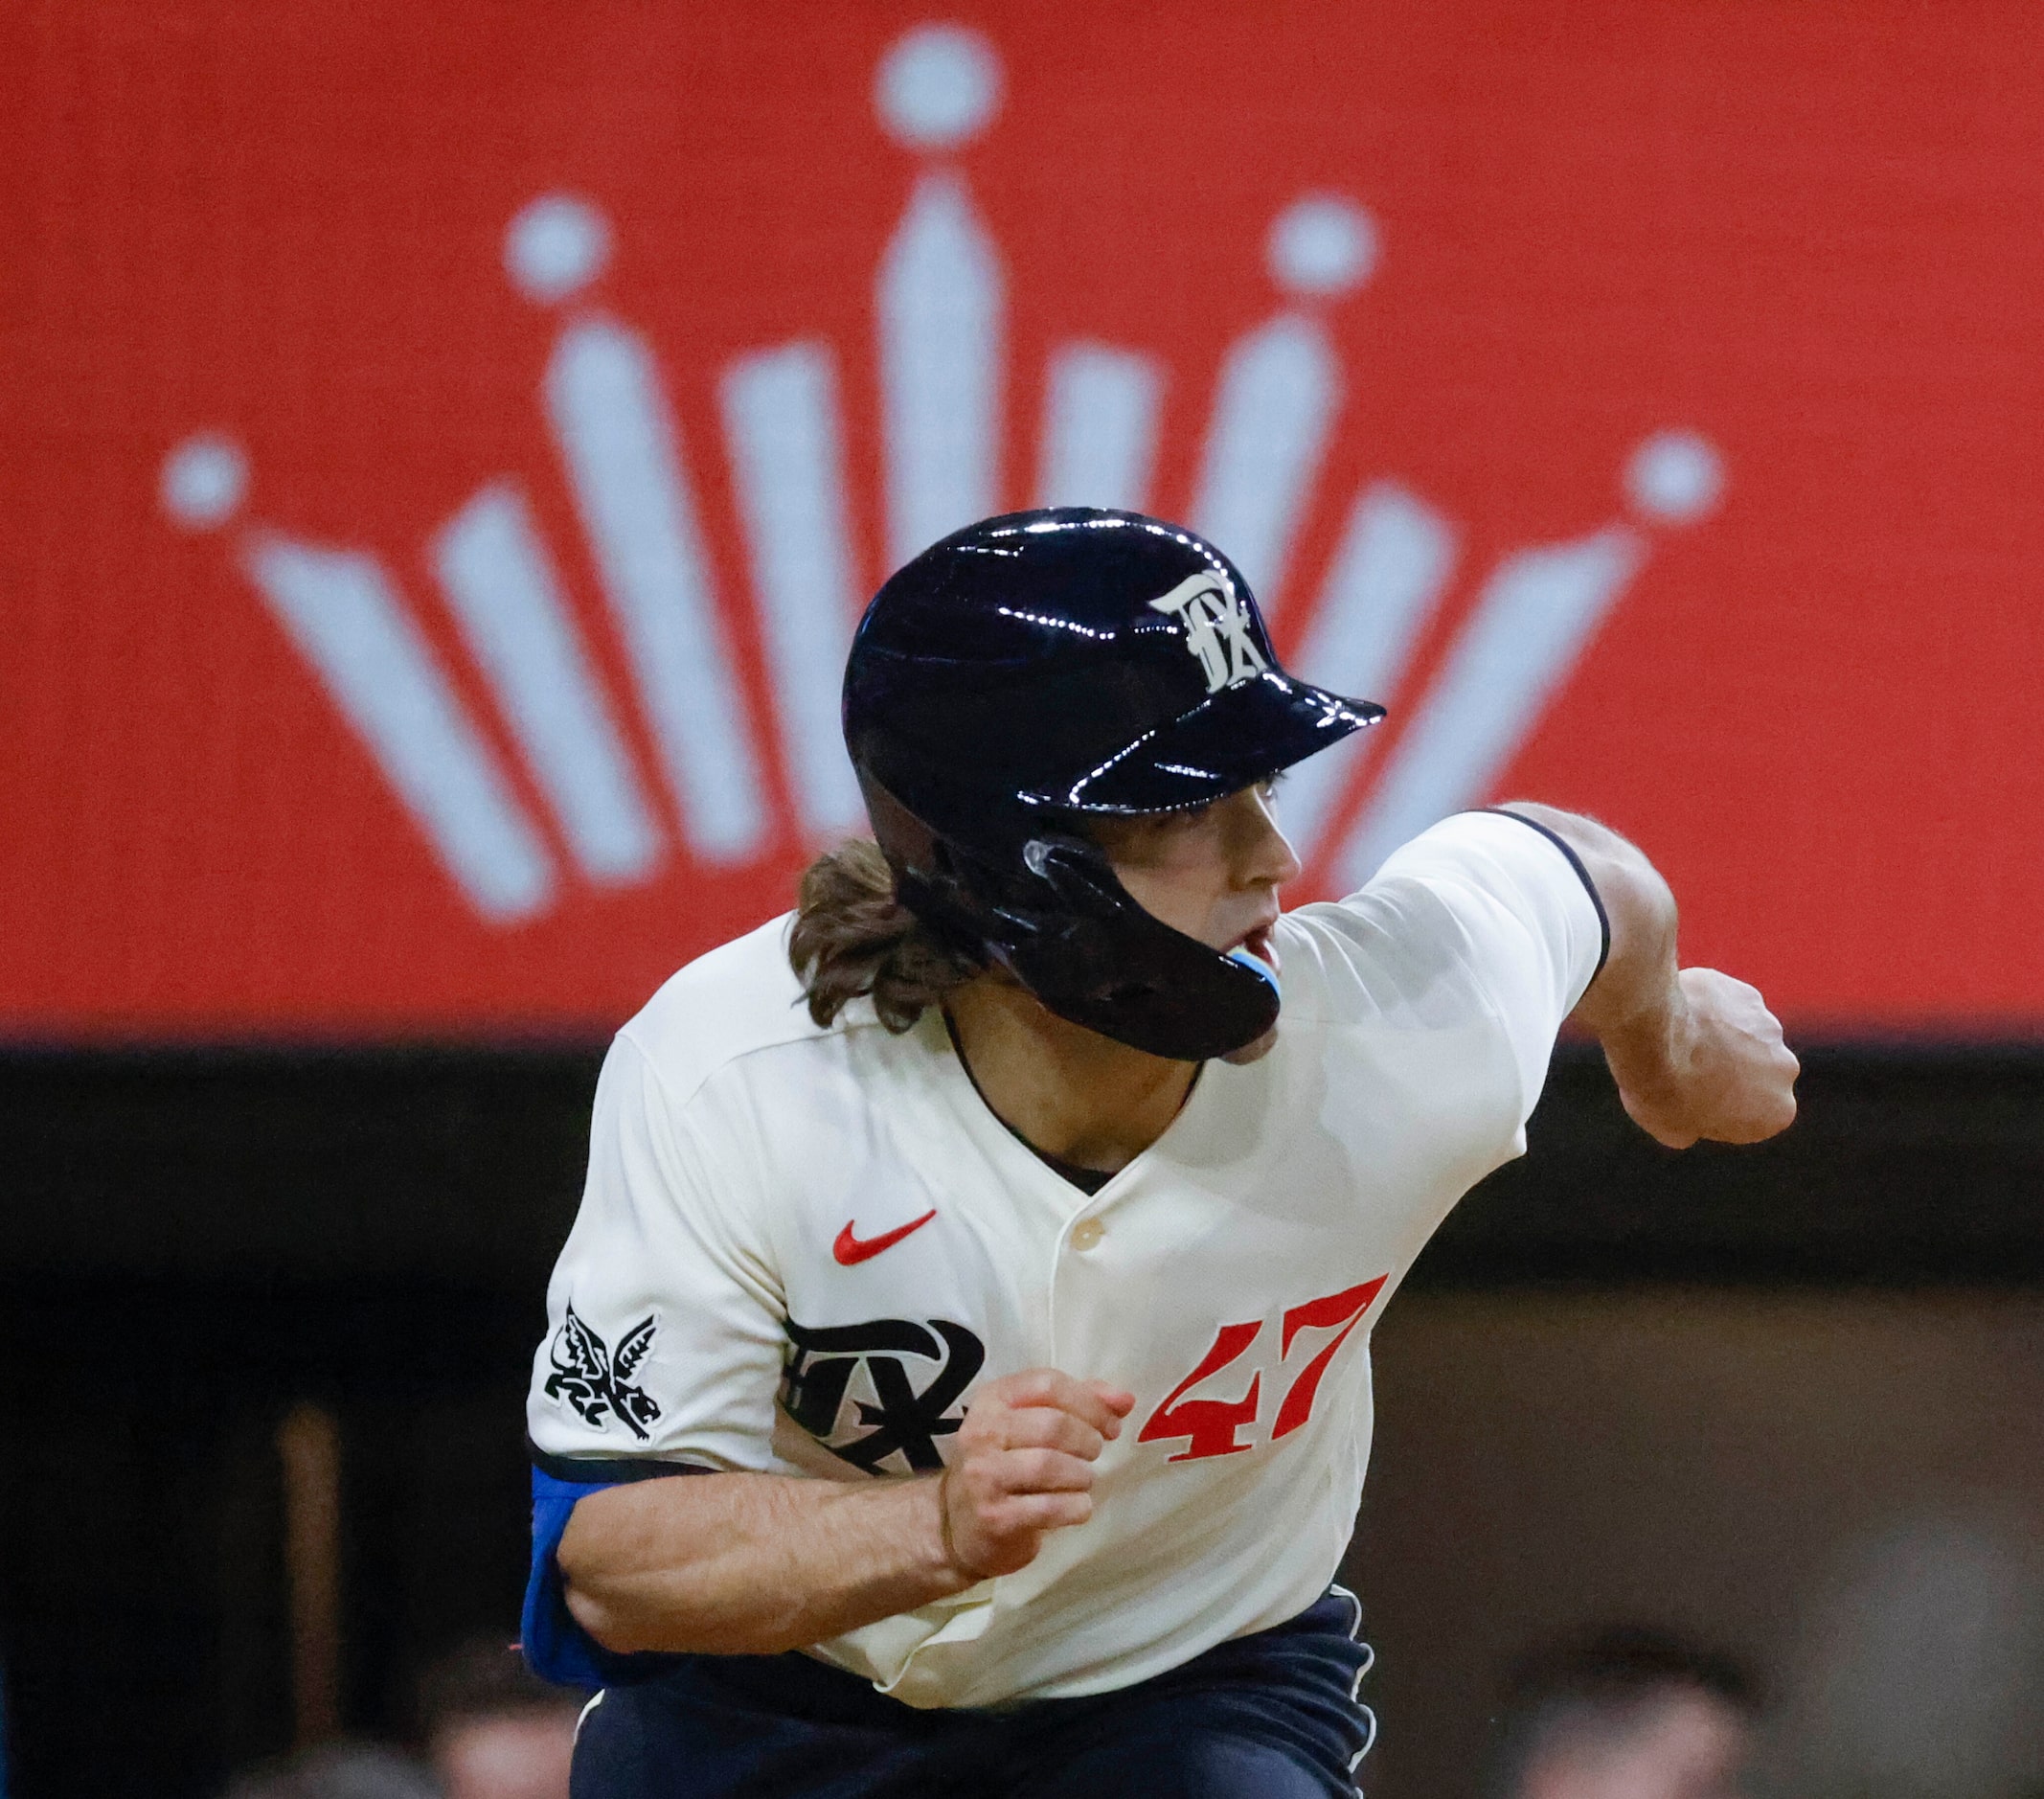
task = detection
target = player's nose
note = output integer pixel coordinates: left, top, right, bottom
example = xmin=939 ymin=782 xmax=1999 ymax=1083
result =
xmin=1229 ymin=786 xmax=1302 ymax=889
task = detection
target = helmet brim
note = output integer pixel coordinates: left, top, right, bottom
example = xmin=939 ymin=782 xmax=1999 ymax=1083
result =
xmin=1023 ymin=671 xmax=1385 ymax=813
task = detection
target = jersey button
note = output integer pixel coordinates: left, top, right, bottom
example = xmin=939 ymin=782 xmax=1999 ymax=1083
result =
xmin=1070 ymin=1218 xmax=1104 ymax=1251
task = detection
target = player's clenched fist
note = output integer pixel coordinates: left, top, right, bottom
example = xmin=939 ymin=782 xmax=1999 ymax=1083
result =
xmin=1615 ymin=966 xmax=1800 ymax=1150
xmin=937 ymin=1369 xmax=1136 ymax=1581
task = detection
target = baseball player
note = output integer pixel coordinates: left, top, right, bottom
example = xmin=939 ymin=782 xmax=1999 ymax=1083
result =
xmin=522 ymin=510 xmax=1797 ymax=1797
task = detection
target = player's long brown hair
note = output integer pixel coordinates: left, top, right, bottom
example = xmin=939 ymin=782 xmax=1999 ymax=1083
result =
xmin=788 ymin=840 xmax=983 ymax=1033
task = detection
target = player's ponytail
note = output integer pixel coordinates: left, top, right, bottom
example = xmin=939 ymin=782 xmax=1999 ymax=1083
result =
xmin=789 ymin=840 xmax=984 ymax=1033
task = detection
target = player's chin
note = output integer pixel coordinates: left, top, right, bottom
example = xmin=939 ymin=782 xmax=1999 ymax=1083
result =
xmin=1220 ymin=1023 xmax=1280 ymax=1066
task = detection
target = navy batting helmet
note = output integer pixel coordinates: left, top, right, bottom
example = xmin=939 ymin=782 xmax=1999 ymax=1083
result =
xmin=843 ymin=508 xmax=1383 ymax=1060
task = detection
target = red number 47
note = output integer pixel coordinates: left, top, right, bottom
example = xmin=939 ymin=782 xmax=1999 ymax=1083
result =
xmin=1136 ymin=1276 xmax=1388 ymax=1463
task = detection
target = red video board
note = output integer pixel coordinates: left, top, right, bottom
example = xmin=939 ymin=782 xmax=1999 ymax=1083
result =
xmin=4 ymin=0 xmax=2042 ymax=1038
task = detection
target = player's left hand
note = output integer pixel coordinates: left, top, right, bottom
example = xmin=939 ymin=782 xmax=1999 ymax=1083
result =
xmin=1608 ymin=967 xmax=1799 ymax=1150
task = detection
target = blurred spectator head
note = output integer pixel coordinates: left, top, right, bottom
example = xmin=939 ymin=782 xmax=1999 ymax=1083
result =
xmin=1486 ymin=1627 xmax=1758 ymax=1799
xmin=415 ymin=1636 xmax=582 ymax=1799
xmin=221 ymin=1742 xmax=440 ymax=1799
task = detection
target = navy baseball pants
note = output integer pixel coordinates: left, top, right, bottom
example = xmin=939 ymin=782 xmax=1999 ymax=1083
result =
xmin=570 ymin=1589 xmax=1375 ymax=1799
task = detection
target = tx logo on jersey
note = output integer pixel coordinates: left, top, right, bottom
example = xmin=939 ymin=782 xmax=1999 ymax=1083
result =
xmin=1147 ymin=573 xmax=1269 ymax=694
xmin=545 ymin=1304 xmax=662 ymax=1442
xmin=781 ymin=1316 xmax=985 ymax=1474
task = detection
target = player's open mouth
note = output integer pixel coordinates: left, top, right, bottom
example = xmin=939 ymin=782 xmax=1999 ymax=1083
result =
xmin=1233 ymin=922 xmax=1280 ymax=974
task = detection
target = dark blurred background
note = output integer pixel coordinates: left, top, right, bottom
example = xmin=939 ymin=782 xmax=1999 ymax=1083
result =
xmin=7 ymin=2 xmax=2043 ymax=1795
xmin=11 ymin=1047 xmax=2044 ymax=1796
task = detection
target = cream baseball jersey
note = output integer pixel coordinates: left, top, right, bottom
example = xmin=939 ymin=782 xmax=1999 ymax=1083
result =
xmin=524 ymin=809 xmax=1605 ymax=1708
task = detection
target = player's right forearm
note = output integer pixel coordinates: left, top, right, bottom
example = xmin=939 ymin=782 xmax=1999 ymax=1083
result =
xmin=558 ymin=1367 xmax=1129 ymax=1656
xmin=556 ymin=1469 xmax=974 ymax=1656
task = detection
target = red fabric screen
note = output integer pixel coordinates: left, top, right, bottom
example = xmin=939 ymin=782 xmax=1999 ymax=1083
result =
xmin=5 ymin=1 xmax=2040 ymax=1038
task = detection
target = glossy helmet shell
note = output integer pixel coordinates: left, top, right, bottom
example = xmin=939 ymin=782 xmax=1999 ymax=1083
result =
xmin=843 ymin=509 xmax=1383 ymax=1059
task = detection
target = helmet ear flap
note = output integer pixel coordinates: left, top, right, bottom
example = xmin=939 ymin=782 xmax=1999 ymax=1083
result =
xmin=893 ymin=845 xmax=993 ymax=968
xmin=1006 ymin=833 xmax=1124 ymax=979
xmin=858 ymin=769 xmax=1278 ymax=1057
xmin=1014 ymin=831 xmax=1124 ymax=931
xmin=855 ymin=771 xmax=970 ymax=945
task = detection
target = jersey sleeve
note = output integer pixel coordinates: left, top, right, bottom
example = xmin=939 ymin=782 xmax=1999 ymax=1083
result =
xmin=1359 ymin=808 xmax=1608 ymax=1128
xmin=527 ymin=1029 xmax=788 ymax=1470
xmin=521 ymin=1031 xmax=788 ymax=1686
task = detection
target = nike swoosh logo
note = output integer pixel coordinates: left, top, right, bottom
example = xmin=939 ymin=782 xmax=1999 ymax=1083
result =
xmin=833 ymin=1208 xmax=938 ymax=1266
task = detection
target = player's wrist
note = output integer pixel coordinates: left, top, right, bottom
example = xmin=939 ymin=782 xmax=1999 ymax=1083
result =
xmin=1597 ymin=971 xmax=1697 ymax=1109
xmin=926 ymin=1468 xmax=991 ymax=1590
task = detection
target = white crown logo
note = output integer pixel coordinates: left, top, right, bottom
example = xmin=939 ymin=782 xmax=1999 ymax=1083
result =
xmin=160 ymin=22 xmax=1722 ymax=927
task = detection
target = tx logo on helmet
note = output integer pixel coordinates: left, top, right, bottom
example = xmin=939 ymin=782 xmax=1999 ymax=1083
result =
xmin=780 ymin=1316 xmax=986 ymax=1474
xmin=1148 ymin=573 xmax=1270 ymax=694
